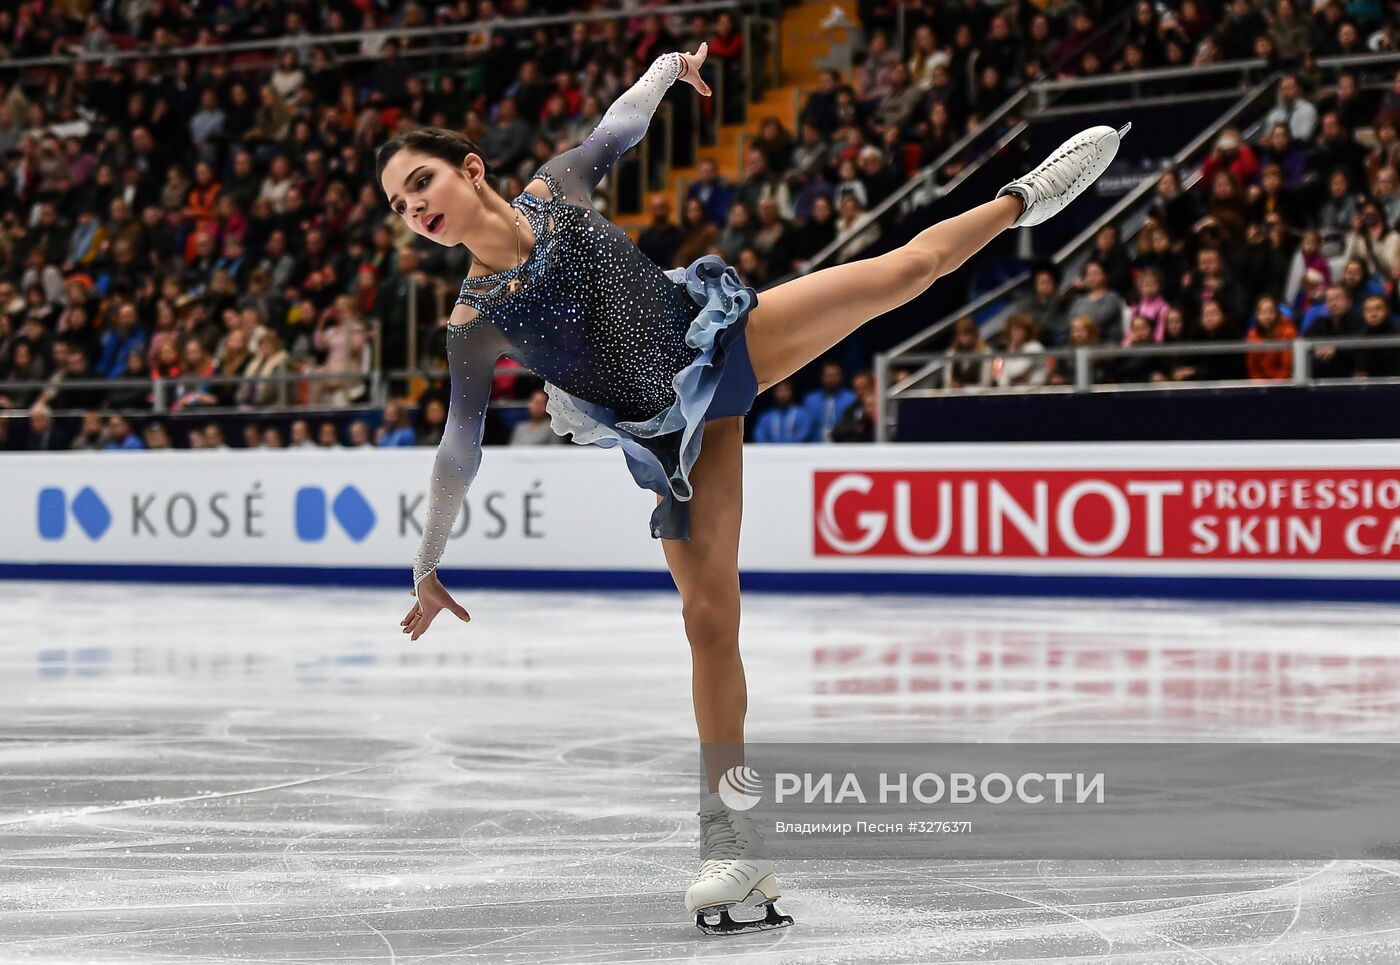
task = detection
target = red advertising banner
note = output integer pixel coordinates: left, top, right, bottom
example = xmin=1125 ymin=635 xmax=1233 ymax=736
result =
xmin=813 ymin=469 xmax=1400 ymax=560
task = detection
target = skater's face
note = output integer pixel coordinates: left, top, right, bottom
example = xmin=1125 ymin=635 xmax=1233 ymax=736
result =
xmin=381 ymin=148 xmax=480 ymax=248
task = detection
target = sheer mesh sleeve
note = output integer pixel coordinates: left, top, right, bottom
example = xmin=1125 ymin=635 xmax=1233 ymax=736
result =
xmin=412 ymin=317 xmax=513 ymax=588
xmin=538 ymin=51 xmax=684 ymax=202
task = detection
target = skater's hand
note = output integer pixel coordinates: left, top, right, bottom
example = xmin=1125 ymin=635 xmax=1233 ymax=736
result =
xmin=679 ymin=43 xmax=712 ymax=96
xmin=401 ymin=572 xmax=471 ymax=641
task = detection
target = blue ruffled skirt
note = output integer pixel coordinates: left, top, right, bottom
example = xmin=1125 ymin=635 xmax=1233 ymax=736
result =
xmin=544 ymin=255 xmax=759 ymax=541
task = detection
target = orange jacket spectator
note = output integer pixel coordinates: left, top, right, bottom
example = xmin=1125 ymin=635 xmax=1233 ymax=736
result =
xmin=1247 ymin=316 xmax=1298 ymax=380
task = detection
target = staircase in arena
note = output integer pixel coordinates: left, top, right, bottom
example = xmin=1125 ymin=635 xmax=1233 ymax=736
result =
xmin=614 ymin=0 xmax=857 ymax=238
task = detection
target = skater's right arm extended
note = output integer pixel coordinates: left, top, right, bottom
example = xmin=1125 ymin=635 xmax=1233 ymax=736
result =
xmin=411 ymin=312 xmax=512 ymax=590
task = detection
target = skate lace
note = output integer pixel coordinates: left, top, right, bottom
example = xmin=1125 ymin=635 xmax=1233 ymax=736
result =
xmin=699 ymin=811 xmax=741 ymax=862
xmin=1023 ymin=139 xmax=1100 ymax=204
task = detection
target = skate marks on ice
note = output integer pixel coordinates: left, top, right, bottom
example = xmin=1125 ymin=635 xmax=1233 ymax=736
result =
xmin=0 ymin=581 xmax=1398 ymax=962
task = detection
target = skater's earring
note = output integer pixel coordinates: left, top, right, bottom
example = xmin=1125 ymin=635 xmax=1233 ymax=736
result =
xmin=474 ymin=181 xmax=482 ymax=192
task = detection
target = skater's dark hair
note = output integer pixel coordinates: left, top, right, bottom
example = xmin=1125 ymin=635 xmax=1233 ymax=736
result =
xmin=376 ymin=127 xmax=494 ymax=188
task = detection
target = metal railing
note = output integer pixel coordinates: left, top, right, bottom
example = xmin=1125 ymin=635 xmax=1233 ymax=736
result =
xmin=0 ymin=361 xmax=553 ymax=422
xmin=886 ymin=334 xmax=1400 ymax=401
xmin=0 ymin=1 xmax=766 ymax=70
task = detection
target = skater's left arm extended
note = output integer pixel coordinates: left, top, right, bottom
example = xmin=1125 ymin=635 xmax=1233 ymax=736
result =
xmin=537 ymin=46 xmax=710 ymax=203
xmin=404 ymin=313 xmax=513 ymax=639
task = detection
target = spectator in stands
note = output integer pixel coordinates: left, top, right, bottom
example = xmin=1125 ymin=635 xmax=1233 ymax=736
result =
xmin=1183 ymin=247 xmax=1246 ymax=328
xmin=26 ymin=406 xmax=63 ymax=451
xmin=510 ymin=390 xmax=563 ymax=446
xmin=238 ymin=330 xmax=291 ymax=407
xmin=715 ymin=201 xmax=755 ymax=266
xmin=68 ymin=410 xmax=107 ymax=451
xmin=289 ymin=419 xmax=314 ymax=448
xmin=316 ymin=421 xmax=341 ymax=448
xmin=735 ymin=147 xmax=792 ymax=220
xmin=1340 ymin=257 xmax=1385 ymax=306
xmin=1185 ymin=301 xmax=1247 ymax=381
xmin=1149 ymin=168 xmax=1199 ymax=243
xmin=1246 ymin=295 xmax=1298 ymax=381
xmin=46 ymin=348 xmax=108 ymax=412
xmin=1199 ymin=170 xmax=1250 ymax=244
xmin=376 ymin=400 xmax=417 ymax=447
xmin=1015 ymin=267 xmax=1069 ymax=346
xmin=687 ymin=158 xmax=735 ymax=228
xmin=857 ymin=145 xmax=901 ymax=210
xmin=792 ymin=195 xmax=837 ymax=268
xmin=347 ymin=420 xmax=372 ymax=448
xmin=1114 ymin=316 xmax=1164 ymax=384
xmin=418 ymin=397 xmax=447 ymax=447
xmin=1247 ymin=162 xmax=1307 ymax=227
xmin=1262 ymin=74 xmax=1318 ymax=141
xmin=103 ymin=415 xmax=143 ymax=451
xmin=1067 ymin=261 xmax=1128 ymax=345
xmin=262 ymin=426 xmax=286 ymax=449
xmin=1049 ymin=316 xmax=1109 ymax=386
xmin=1202 ymin=128 xmax=1259 ymax=188
xmin=1127 ymin=267 xmax=1171 ymax=343
xmin=1345 ymin=202 xmax=1400 ymax=279
xmin=675 ymin=198 xmax=721 ymax=266
xmin=212 ymin=329 xmax=254 ymax=406
xmin=992 ymin=314 xmax=1048 ymax=388
xmin=752 ymin=197 xmax=798 ymax=279
xmin=801 ymin=360 xmax=857 ymax=442
xmin=1257 ymin=123 xmax=1310 ymax=186
xmin=638 ymin=195 xmax=683 ymax=268
xmin=831 ymin=371 xmax=875 ymax=443
xmin=96 ymin=302 xmax=148 ymax=379
xmin=945 ymin=316 xmax=991 ymax=390
xmin=1302 ymin=285 xmax=1359 ymax=378
xmin=1316 ymin=167 xmax=1360 ymax=233
xmin=753 ymin=380 xmax=812 ymax=443
xmin=1313 ymin=111 xmax=1366 ymax=183
xmin=1354 ymin=295 xmax=1398 ymax=378
xmin=310 ymin=304 xmax=370 ymax=406
xmin=143 ymin=421 xmax=174 ymax=450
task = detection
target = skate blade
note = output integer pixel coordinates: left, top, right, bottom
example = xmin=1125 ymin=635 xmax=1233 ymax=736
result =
xmin=695 ymin=902 xmax=794 ymax=936
xmin=1117 ymin=122 xmax=1132 ymax=139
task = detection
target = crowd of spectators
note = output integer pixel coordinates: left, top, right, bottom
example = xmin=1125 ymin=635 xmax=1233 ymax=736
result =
xmin=942 ymin=60 xmax=1400 ymax=391
xmin=4 ymin=1 xmax=1400 ymax=453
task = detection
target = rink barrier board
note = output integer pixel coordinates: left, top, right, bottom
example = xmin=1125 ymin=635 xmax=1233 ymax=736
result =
xmin=3 ymin=442 xmax=1400 ymax=601
xmin=1 ymin=564 xmax=1399 ymax=603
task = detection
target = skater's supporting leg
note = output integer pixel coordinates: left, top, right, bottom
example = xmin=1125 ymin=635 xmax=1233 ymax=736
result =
xmin=744 ymin=195 xmax=1022 ymax=391
xmin=660 ymin=415 xmax=747 ymax=792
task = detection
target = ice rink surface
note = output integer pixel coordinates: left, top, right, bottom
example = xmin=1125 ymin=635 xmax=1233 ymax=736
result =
xmin=2 ymin=579 xmax=1399 ymax=964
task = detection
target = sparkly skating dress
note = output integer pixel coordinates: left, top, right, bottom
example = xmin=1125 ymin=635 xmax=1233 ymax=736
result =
xmin=413 ymin=52 xmax=760 ymax=587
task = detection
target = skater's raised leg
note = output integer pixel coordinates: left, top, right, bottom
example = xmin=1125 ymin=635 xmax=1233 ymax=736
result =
xmin=744 ymin=125 xmax=1129 ymax=390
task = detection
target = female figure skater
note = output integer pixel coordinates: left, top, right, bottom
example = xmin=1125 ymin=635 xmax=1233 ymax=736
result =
xmin=379 ymin=44 xmax=1125 ymax=934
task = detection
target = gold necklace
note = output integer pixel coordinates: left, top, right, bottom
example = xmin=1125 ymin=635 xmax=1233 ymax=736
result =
xmin=475 ymin=204 xmax=525 ymax=294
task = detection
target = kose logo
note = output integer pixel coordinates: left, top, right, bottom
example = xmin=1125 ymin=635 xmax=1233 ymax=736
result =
xmin=37 ymin=486 xmax=112 ymax=541
xmin=295 ymin=485 xmax=376 ymax=542
xmin=718 ymin=765 xmax=763 ymax=811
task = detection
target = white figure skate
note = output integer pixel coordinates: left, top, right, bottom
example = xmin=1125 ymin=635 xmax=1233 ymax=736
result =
xmin=685 ymin=792 xmax=794 ymax=935
xmin=996 ymin=124 xmax=1132 ymax=227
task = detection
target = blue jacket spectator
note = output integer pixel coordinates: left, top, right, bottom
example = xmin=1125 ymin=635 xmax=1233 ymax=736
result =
xmin=801 ymin=361 xmax=857 ymax=441
xmin=96 ymin=305 xmax=148 ymax=379
xmin=753 ymin=382 xmax=813 ymax=443
xmin=376 ymin=401 xmax=417 ymax=447
xmin=102 ymin=416 xmax=144 ymax=450
xmin=686 ymin=160 xmax=735 ymax=228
